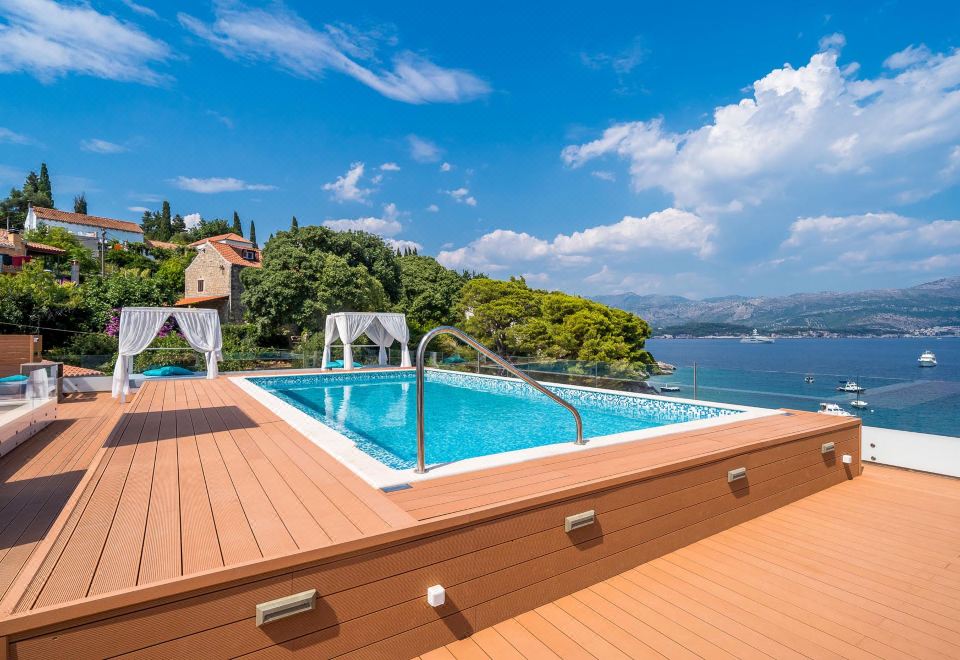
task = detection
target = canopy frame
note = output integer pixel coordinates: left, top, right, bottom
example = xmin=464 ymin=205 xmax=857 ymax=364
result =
xmin=111 ymin=306 xmax=223 ymax=402
xmin=321 ymin=312 xmax=411 ymax=370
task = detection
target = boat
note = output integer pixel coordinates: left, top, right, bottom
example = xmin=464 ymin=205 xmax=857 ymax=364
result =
xmin=836 ymin=380 xmax=864 ymax=393
xmin=818 ymin=402 xmax=854 ymax=417
xmin=740 ymin=329 xmax=774 ymax=344
xmin=659 ymin=384 xmax=681 ymax=392
xmin=918 ymin=350 xmax=937 ymax=367
xmin=850 ymin=399 xmax=869 ymax=409
xmin=804 ymin=375 xmax=815 ymax=383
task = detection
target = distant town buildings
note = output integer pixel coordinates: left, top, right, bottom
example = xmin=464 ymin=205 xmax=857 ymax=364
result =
xmin=24 ymin=206 xmax=143 ymax=250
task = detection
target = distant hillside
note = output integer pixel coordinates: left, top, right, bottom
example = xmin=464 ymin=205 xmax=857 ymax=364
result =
xmin=593 ymin=277 xmax=960 ymax=335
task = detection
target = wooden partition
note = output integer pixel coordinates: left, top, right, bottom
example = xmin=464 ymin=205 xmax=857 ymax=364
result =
xmin=0 ymin=417 xmax=859 ymax=659
xmin=0 ymin=336 xmax=41 ymax=378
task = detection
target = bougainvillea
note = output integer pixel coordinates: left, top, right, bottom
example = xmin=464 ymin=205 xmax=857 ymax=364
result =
xmin=104 ymin=310 xmax=180 ymax=338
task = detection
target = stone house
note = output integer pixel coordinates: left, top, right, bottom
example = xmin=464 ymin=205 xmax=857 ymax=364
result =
xmin=175 ymin=233 xmax=261 ymax=322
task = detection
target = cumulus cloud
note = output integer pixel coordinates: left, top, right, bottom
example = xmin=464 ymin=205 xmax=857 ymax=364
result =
xmin=408 ymin=135 xmax=442 ymax=162
xmin=0 ymin=0 xmax=171 ymax=84
xmin=80 ymin=138 xmax=127 ymax=154
xmin=437 ymin=208 xmax=714 ymax=272
xmin=426 ymin=204 xmax=439 ymax=212
xmin=379 ymin=162 xmax=401 ymax=171
xmin=445 ymin=187 xmax=477 ymax=206
xmin=323 ymin=202 xmax=403 ymax=236
xmin=178 ymin=5 xmax=489 ymax=104
xmin=385 ymin=238 xmax=423 ymax=252
xmin=562 ymin=41 xmax=960 ymax=212
xmin=173 ymin=176 xmax=276 ymax=193
xmin=883 ymin=44 xmax=932 ymax=70
xmin=183 ymin=212 xmax=202 ymax=229
xmin=781 ymin=212 xmax=960 ymax=273
xmin=322 ymin=162 xmax=373 ymax=203
xmin=439 ymin=161 xmax=453 ymax=172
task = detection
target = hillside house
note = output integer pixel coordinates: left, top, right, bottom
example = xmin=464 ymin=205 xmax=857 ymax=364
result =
xmin=0 ymin=229 xmax=66 ymax=274
xmin=175 ymin=233 xmax=261 ymax=322
xmin=24 ymin=206 xmax=143 ymax=250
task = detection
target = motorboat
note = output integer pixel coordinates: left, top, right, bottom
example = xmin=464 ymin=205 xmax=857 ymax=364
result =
xmin=850 ymin=399 xmax=869 ymax=409
xmin=918 ymin=350 xmax=937 ymax=367
xmin=659 ymin=384 xmax=681 ymax=392
xmin=818 ymin=402 xmax=854 ymax=417
xmin=740 ymin=329 xmax=774 ymax=344
xmin=836 ymin=380 xmax=864 ymax=393
xmin=804 ymin=375 xmax=815 ymax=383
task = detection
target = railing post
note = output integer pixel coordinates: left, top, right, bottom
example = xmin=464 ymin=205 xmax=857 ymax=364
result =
xmin=693 ymin=362 xmax=698 ymax=400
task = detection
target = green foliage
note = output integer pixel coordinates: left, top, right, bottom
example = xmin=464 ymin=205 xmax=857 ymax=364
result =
xmin=185 ymin=217 xmax=230 ymax=243
xmin=290 ymin=215 xmax=298 ymax=231
xmin=73 ymin=193 xmax=87 ymax=214
xmin=153 ymin=250 xmax=195 ymax=301
xmin=0 ymin=163 xmax=54 ymax=229
xmin=249 ymin=220 xmax=257 ymax=246
xmin=231 ymin=211 xmax=243 ymax=236
xmin=397 ymin=255 xmax=470 ymax=335
xmin=0 ymin=262 xmax=86 ymax=343
xmin=24 ymin=225 xmax=98 ymax=276
xmin=80 ymin=268 xmax=173 ymax=332
xmin=458 ymin=277 xmax=654 ymax=364
xmin=133 ymin=333 xmax=196 ymax=373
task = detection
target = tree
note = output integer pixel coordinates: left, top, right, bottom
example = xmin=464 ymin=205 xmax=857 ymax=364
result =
xmin=290 ymin=215 xmax=298 ymax=231
xmin=0 ymin=261 xmax=86 ymax=344
xmin=158 ymin=201 xmax=172 ymax=241
xmin=38 ymin=163 xmax=52 ymax=207
xmin=0 ymin=164 xmax=55 ymax=230
xmin=185 ymin=217 xmax=230 ymax=242
xmin=397 ymin=255 xmax=470 ymax=335
xmin=73 ymin=193 xmax=87 ymax=214
xmin=249 ymin=220 xmax=257 ymax=246
xmin=23 ymin=225 xmax=98 ymax=277
xmin=231 ymin=211 xmax=243 ymax=236
xmin=171 ymin=213 xmax=186 ymax=235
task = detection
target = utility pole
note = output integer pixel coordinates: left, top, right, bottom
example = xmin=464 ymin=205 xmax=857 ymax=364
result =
xmin=100 ymin=228 xmax=106 ymax=276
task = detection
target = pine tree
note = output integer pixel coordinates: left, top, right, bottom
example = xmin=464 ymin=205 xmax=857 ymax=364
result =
xmin=249 ymin=220 xmax=257 ymax=246
xmin=73 ymin=193 xmax=87 ymax=214
xmin=231 ymin=211 xmax=243 ymax=236
xmin=38 ymin=163 xmax=52 ymax=207
xmin=171 ymin=213 xmax=186 ymax=235
xmin=290 ymin=215 xmax=298 ymax=231
xmin=158 ymin=201 xmax=172 ymax=241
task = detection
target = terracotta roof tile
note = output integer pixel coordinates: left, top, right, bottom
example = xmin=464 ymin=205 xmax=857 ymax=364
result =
xmin=206 ymin=241 xmax=262 ymax=268
xmin=25 ymin=241 xmax=66 ymax=255
xmin=145 ymin=239 xmax=180 ymax=250
xmin=175 ymin=295 xmax=229 ymax=305
xmin=32 ymin=207 xmax=143 ymax=234
xmin=61 ymin=364 xmax=105 ymax=377
xmin=188 ymin=233 xmax=248 ymax=247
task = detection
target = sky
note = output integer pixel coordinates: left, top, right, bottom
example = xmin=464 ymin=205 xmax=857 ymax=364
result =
xmin=1 ymin=0 xmax=959 ymax=299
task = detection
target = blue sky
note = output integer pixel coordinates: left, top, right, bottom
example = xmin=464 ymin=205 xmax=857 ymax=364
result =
xmin=1 ymin=0 xmax=959 ymax=298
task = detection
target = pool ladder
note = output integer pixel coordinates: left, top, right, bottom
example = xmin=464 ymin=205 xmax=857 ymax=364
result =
xmin=415 ymin=326 xmax=584 ymax=474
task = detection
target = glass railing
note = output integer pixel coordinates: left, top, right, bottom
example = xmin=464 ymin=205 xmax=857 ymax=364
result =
xmin=0 ymin=363 xmax=59 ymax=422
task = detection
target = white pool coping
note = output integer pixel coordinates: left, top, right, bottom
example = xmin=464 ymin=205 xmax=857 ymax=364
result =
xmin=231 ymin=368 xmax=782 ymax=489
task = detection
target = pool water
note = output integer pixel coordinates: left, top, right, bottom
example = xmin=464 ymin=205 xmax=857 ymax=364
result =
xmin=251 ymin=371 xmax=738 ymax=470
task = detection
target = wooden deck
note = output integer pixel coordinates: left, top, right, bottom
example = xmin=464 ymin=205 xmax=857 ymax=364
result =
xmin=423 ymin=464 xmax=960 ymax=659
xmin=0 ymin=373 xmax=873 ymax=658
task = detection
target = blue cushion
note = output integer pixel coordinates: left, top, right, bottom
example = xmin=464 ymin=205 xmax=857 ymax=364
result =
xmin=326 ymin=360 xmax=363 ymax=369
xmin=0 ymin=374 xmax=28 ymax=382
xmin=143 ymin=366 xmax=195 ymax=377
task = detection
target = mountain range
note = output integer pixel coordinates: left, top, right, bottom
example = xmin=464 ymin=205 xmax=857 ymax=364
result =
xmin=593 ymin=277 xmax=960 ymax=335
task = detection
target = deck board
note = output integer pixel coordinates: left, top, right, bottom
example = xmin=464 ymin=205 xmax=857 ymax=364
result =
xmin=428 ymin=464 xmax=960 ymax=659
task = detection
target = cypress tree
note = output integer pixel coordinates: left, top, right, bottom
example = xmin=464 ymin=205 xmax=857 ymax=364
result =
xmin=249 ymin=220 xmax=257 ymax=246
xmin=231 ymin=211 xmax=243 ymax=236
xmin=159 ymin=201 xmax=172 ymax=240
xmin=73 ymin=193 xmax=87 ymax=214
xmin=38 ymin=163 xmax=52 ymax=207
xmin=290 ymin=215 xmax=298 ymax=230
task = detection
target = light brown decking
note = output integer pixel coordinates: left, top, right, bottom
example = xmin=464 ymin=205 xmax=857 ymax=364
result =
xmin=4 ymin=378 xmax=413 ymax=613
xmin=422 ymin=464 xmax=960 ymax=659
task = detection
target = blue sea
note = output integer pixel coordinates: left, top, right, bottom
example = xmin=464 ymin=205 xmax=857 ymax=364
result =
xmin=646 ymin=337 xmax=960 ymax=437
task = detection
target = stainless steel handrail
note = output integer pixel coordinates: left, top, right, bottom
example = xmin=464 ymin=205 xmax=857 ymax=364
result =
xmin=415 ymin=326 xmax=584 ymax=474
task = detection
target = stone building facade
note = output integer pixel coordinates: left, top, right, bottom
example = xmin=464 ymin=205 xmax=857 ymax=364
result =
xmin=175 ymin=233 xmax=261 ymax=323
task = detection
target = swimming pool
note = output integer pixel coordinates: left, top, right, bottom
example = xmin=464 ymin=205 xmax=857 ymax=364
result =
xmin=235 ymin=369 xmax=776 ymax=486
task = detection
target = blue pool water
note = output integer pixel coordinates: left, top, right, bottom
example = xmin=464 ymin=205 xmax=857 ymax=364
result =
xmin=250 ymin=371 xmax=738 ymax=469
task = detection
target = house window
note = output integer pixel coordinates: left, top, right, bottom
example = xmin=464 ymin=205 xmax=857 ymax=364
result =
xmin=243 ymin=250 xmax=256 ymax=260
xmin=197 ymin=279 xmax=204 ymax=293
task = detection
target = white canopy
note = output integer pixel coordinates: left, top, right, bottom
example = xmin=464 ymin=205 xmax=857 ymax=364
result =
xmin=111 ymin=307 xmax=223 ymax=401
xmin=321 ymin=312 xmax=411 ymax=370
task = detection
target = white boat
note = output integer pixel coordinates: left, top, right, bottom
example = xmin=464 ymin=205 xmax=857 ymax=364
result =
xmin=659 ymin=384 xmax=681 ymax=392
xmin=740 ymin=329 xmax=774 ymax=344
xmin=818 ymin=402 xmax=854 ymax=417
xmin=804 ymin=375 xmax=815 ymax=383
xmin=918 ymin=350 xmax=937 ymax=367
xmin=850 ymin=399 xmax=869 ymax=409
xmin=836 ymin=380 xmax=864 ymax=393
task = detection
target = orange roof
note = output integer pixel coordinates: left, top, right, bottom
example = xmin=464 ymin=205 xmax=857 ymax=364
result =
xmin=32 ymin=207 xmax=143 ymax=234
xmin=175 ymin=295 xmax=229 ymax=306
xmin=188 ymin=233 xmax=248 ymax=247
xmin=146 ymin=239 xmax=180 ymax=250
xmin=61 ymin=364 xmax=104 ymax=377
xmin=25 ymin=241 xmax=66 ymax=255
xmin=205 ymin=240 xmax=262 ymax=268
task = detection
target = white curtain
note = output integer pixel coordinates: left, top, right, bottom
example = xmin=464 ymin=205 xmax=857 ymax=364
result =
xmin=334 ymin=313 xmax=377 ymax=370
xmin=377 ymin=314 xmax=412 ymax=367
xmin=111 ymin=308 xmax=171 ymax=399
xmin=364 ymin=318 xmax=394 ymax=365
xmin=321 ymin=315 xmax=339 ymax=369
xmin=173 ymin=309 xmax=223 ymax=380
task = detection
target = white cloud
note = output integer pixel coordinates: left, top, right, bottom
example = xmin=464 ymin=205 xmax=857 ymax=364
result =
xmin=437 ymin=208 xmax=714 ymax=272
xmin=80 ymin=138 xmax=127 ymax=154
xmin=0 ymin=127 xmax=30 ymax=144
xmin=379 ymin=162 xmax=401 ymax=171
xmin=206 ymin=110 xmax=234 ymax=128
xmin=883 ymin=44 xmax=932 ymax=70
xmin=439 ymin=161 xmax=453 ymax=172
xmin=781 ymin=212 xmax=960 ymax=273
xmin=0 ymin=0 xmax=171 ymax=84
xmin=445 ymin=187 xmax=477 ymax=206
xmin=121 ymin=1 xmax=158 ymax=19
xmin=591 ymin=170 xmax=615 ymax=182
xmin=322 ymin=162 xmax=373 ymax=203
xmin=562 ymin=42 xmax=960 ymax=213
xmin=408 ymin=135 xmax=442 ymax=162
xmin=817 ymin=32 xmax=846 ymax=51
xmin=178 ymin=5 xmax=489 ymax=104
xmin=173 ymin=176 xmax=276 ymax=193
xmin=183 ymin=212 xmax=202 ymax=229
xmin=385 ymin=238 xmax=423 ymax=252
xmin=426 ymin=204 xmax=439 ymax=212
xmin=127 ymin=205 xmax=150 ymax=213
xmin=323 ymin=202 xmax=403 ymax=236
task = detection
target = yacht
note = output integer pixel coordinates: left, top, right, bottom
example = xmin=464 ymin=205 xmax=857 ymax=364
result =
xmin=918 ymin=350 xmax=937 ymax=367
xmin=804 ymin=375 xmax=815 ymax=384
xmin=659 ymin=384 xmax=681 ymax=393
xmin=818 ymin=402 xmax=854 ymax=417
xmin=740 ymin=329 xmax=774 ymax=344
xmin=850 ymin=399 xmax=869 ymax=409
xmin=836 ymin=380 xmax=864 ymax=393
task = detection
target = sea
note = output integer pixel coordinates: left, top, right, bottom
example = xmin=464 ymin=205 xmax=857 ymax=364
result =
xmin=645 ymin=337 xmax=960 ymax=438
